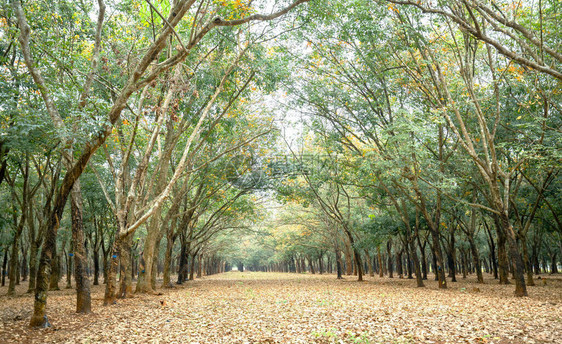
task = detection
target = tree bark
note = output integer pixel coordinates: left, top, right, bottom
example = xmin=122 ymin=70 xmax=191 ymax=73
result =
xmin=397 ymin=249 xmax=403 ymax=278
xmin=103 ymin=238 xmax=120 ymax=306
xmin=467 ymin=236 xmax=484 ymax=283
xmin=496 ymin=218 xmax=510 ymax=284
xmin=499 ymin=214 xmax=527 ymax=296
xmin=430 ymin=229 xmax=447 ymax=288
xmin=70 ymin=181 xmax=91 ymax=313
xmin=7 ymin=223 xmax=24 ymax=295
xmin=162 ymin=234 xmax=176 ymax=288
xmin=387 ymin=240 xmax=393 ymax=278
xmin=376 ymin=247 xmax=382 ymax=278
xmin=519 ymin=234 xmax=535 ymax=286
xmin=93 ymin=249 xmax=100 ymax=286
xmin=118 ymin=235 xmax=134 ymax=298
xmin=335 ymin=248 xmax=343 ymax=279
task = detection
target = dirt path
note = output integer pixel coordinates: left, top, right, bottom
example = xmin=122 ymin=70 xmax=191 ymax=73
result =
xmin=1 ymin=272 xmax=561 ymax=343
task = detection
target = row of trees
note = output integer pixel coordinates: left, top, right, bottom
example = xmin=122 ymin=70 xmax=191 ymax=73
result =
xmin=235 ymin=0 xmax=561 ymax=296
xmin=0 ymin=0 xmax=310 ymax=328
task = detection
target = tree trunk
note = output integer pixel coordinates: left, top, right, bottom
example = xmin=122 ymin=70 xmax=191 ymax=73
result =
xmin=93 ymin=248 xmax=100 ymax=285
xmin=70 ymin=181 xmax=91 ymax=313
xmin=21 ymin=246 xmax=28 ymax=282
xmin=430 ymin=229 xmax=447 ymax=288
xmin=177 ymin=241 xmax=187 ymax=283
xmin=460 ymin=248 xmax=467 ymax=279
xmin=65 ymin=244 xmax=72 ymax=289
xmin=467 ymin=236 xmax=484 ymax=283
xmin=397 ymin=249 xmax=403 ymax=278
xmin=375 ymin=248 xmax=382 ymax=278
xmin=190 ymin=253 xmax=197 ymax=280
xmin=550 ymin=253 xmax=558 ymax=274
xmin=30 ymin=200 xmax=65 ymax=328
xmin=519 ymin=234 xmax=535 ymax=286
xmin=405 ymin=243 xmax=413 ymax=279
xmin=343 ymin=242 xmax=353 ymax=275
xmin=27 ymin=239 xmax=40 ymax=293
xmin=118 ymin=235 xmax=133 ymax=298
xmin=496 ymin=218 xmax=510 ymax=284
xmin=197 ymin=254 xmax=202 ymax=278
xmin=447 ymin=231 xmax=457 ymax=282
xmin=1 ymin=249 xmax=7 ymax=287
xmin=7 ymin=226 xmax=23 ymax=295
xmin=364 ymin=249 xmax=373 ymax=277
xmin=103 ymin=239 xmax=120 ymax=306
xmin=387 ymin=240 xmax=393 ymax=278
xmin=499 ymin=214 xmax=527 ymax=296
xmin=136 ymin=225 xmax=157 ymax=293
xmin=407 ymin=236 xmax=424 ymax=287
xmin=49 ymin=248 xmax=60 ymax=291
xmin=335 ymin=248 xmax=343 ymax=279
xmin=162 ymin=235 xmax=176 ymax=288
xmin=308 ymin=256 xmax=315 ymax=274
xmin=486 ymin=227 xmax=498 ymax=279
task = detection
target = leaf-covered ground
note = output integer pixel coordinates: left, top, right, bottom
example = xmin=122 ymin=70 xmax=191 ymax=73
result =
xmin=1 ymin=272 xmax=561 ymax=343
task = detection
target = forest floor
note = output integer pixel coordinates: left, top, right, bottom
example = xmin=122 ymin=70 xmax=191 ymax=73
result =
xmin=0 ymin=272 xmax=561 ymax=344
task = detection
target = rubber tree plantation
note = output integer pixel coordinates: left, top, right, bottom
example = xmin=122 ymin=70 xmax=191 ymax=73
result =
xmin=0 ymin=1 xmax=560 ymax=343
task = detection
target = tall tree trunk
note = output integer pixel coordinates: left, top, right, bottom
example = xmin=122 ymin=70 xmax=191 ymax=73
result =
xmin=460 ymin=248 xmax=467 ymax=279
xmin=467 ymin=236 xmax=484 ymax=283
xmin=308 ymin=256 xmax=316 ymax=274
xmin=343 ymin=240 xmax=353 ymax=275
xmin=335 ymin=248 xmax=343 ymax=279
xmin=1 ymin=249 xmax=7 ymax=287
xmin=30 ymin=199 xmax=66 ymax=328
xmin=375 ymin=248 xmax=382 ymax=278
xmin=27 ymin=238 xmax=40 ymax=293
xmin=162 ymin=235 xmax=176 ymax=288
xmin=364 ymin=249 xmax=373 ymax=277
xmin=405 ymin=243 xmax=413 ymax=279
xmin=189 ymin=253 xmax=196 ymax=280
xmin=397 ymin=249 xmax=403 ymax=278
xmin=486 ymin=226 xmax=498 ymax=279
xmin=21 ymin=246 xmax=28 ymax=282
xmin=103 ymin=238 xmax=120 ymax=306
xmin=49 ymin=245 xmax=60 ymax=291
xmin=70 ymin=182 xmax=91 ymax=313
xmin=419 ymin=241 xmax=428 ymax=280
xmin=550 ymin=253 xmax=558 ymax=274
xmin=118 ymin=235 xmax=133 ymax=298
xmin=343 ymin=227 xmax=363 ymax=281
xmin=93 ymin=249 xmax=100 ymax=286
xmin=136 ymin=225 xmax=157 ymax=293
xmin=430 ymin=229 xmax=447 ymax=288
xmin=447 ymin=231 xmax=457 ymax=282
xmin=407 ymin=236 xmax=424 ymax=287
xmin=7 ymin=225 xmax=23 ymax=295
xmin=177 ymin=240 xmax=188 ymax=283
xmin=387 ymin=240 xmax=393 ymax=278
xmin=65 ymin=244 xmax=72 ymax=289
xmin=197 ymin=254 xmax=202 ymax=278
xmin=495 ymin=218 xmax=510 ymax=284
xmin=519 ymin=234 xmax=535 ymax=286
xmin=499 ymin=214 xmax=527 ymax=296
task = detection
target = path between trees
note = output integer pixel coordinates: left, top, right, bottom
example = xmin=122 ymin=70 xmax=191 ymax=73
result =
xmin=1 ymin=272 xmax=561 ymax=343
